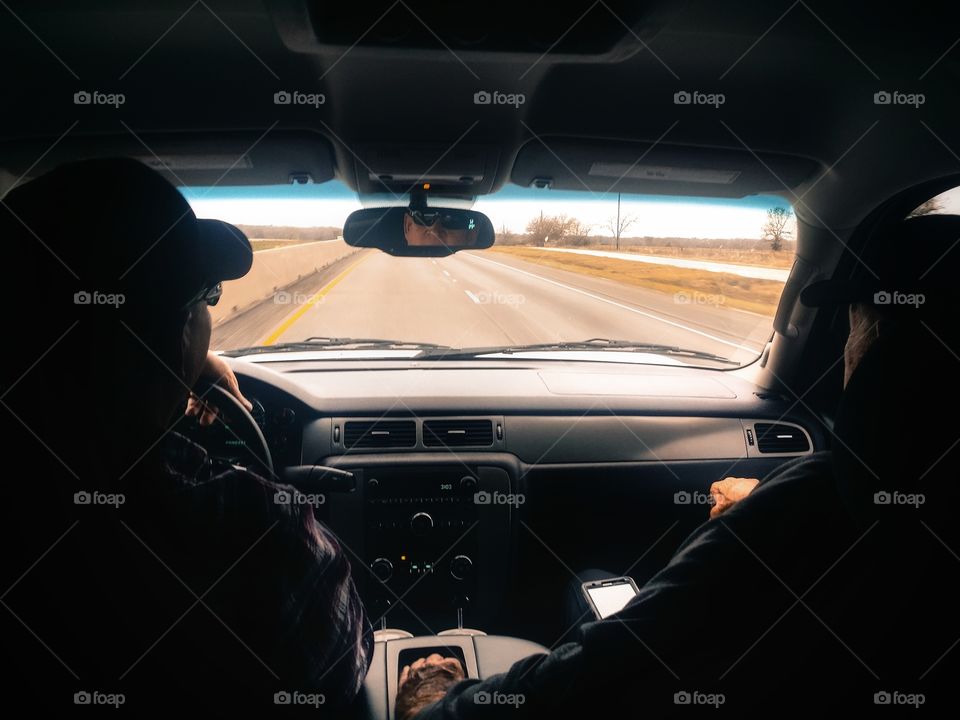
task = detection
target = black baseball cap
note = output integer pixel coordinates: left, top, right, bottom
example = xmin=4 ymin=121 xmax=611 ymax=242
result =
xmin=1 ymin=157 xmax=252 ymax=319
xmin=800 ymin=215 xmax=960 ymax=309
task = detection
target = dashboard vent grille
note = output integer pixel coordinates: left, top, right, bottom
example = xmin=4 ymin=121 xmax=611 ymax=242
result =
xmin=423 ymin=419 xmax=494 ymax=447
xmin=344 ymin=420 xmax=416 ymax=449
xmin=754 ymin=423 xmax=809 ymax=454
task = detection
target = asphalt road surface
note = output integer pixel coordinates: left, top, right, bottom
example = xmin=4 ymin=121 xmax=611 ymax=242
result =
xmin=212 ymin=249 xmax=777 ymax=364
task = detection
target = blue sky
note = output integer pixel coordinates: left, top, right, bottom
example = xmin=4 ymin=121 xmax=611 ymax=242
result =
xmin=181 ymin=182 xmax=797 ymax=239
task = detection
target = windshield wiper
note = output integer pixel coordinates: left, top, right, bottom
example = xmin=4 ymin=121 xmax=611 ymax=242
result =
xmin=418 ymin=337 xmax=740 ymax=365
xmin=224 ymin=337 xmax=450 ymax=356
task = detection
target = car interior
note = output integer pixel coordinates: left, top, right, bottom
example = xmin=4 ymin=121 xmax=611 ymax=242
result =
xmin=2 ymin=1 xmax=959 ymax=716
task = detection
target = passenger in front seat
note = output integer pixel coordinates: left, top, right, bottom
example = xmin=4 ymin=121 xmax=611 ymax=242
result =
xmin=396 ymin=215 xmax=960 ymax=717
xmin=0 ymin=159 xmax=373 ymax=713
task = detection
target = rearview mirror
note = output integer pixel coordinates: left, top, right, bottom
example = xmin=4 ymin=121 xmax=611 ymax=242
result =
xmin=343 ymin=206 xmax=495 ymax=257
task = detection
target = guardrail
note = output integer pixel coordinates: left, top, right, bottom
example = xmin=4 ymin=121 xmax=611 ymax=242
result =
xmin=209 ymin=239 xmax=360 ymax=326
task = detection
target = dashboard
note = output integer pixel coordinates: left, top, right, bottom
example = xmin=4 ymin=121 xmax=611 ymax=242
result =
xmin=181 ymin=356 xmax=823 ymax=634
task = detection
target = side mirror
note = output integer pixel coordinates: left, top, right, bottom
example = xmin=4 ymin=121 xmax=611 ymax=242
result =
xmin=343 ymin=206 xmax=495 ymax=257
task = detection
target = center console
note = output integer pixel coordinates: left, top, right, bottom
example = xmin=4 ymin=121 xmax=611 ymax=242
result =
xmin=317 ymin=455 xmax=517 ymax=633
xmin=352 ymin=633 xmax=548 ymax=720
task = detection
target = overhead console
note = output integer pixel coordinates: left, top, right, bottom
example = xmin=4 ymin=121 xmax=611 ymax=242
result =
xmin=350 ymin=143 xmax=501 ymax=196
xmin=270 ymin=0 xmax=681 ymax=61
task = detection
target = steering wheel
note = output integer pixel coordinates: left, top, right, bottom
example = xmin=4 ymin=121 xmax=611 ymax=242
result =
xmin=175 ymin=377 xmax=275 ymax=479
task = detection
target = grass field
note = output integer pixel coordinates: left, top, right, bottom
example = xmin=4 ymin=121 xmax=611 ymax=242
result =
xmin=490 ymin=246 xmax=785 ymax=315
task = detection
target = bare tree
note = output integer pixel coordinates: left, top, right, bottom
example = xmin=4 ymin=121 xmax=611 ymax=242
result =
xmin=566 ymin=219 xmax=593 ymax=246
xmin=525 ymin=213 xmax=582 ymax=246
xmin=603 ymin=213 xmax=636 ymax=250
xmin=761 ymin=207 xmax=793 ymax=251
xmin=908 ymin=198 xmax=944 ymax=217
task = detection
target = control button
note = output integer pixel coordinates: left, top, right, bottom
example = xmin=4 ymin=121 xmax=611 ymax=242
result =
xmin=450 ymin=554 xmax=473 ymax=581
xmin=460 ymin=476 xmax=478 ymax=493
xmin=410 ymin=511 xmax=434 ymax=536
xmin=371 ymin=557 xmax=393 ymax=582
xmin=367 ymin=478 xmax=380 ymax=494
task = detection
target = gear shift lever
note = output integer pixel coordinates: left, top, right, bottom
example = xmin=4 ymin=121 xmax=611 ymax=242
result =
xmin=370 ymin=597 xmax=413 ymax=642
xmin=438 ymin=593 xmax=486 ymax=637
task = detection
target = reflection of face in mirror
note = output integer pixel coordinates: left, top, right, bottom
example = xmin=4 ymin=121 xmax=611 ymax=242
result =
xmin=403 ymin=210 xmax=480 ymax=249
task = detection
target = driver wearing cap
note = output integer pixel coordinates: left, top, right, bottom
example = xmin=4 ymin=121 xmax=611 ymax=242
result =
xmin=0 ymin=158 xmax=372 ymax=712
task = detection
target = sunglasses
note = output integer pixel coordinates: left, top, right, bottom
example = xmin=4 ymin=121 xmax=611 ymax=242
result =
xmin=408 ymin=210 xmax=477 ymax=231
xmin=182 ymin=281 xmax=222 ymax=310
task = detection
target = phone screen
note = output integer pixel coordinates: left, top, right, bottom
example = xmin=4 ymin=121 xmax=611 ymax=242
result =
xmin=587 ymin=581 xmax=638 ymax=619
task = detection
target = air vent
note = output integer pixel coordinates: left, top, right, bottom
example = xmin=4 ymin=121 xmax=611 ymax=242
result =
xmin=423 ymin=420 xmax=494 ymax=448
xmin=754 ymin=423 xmax=810 ymax=454
xmin=343 ymin=420 xmax=416 ymax=449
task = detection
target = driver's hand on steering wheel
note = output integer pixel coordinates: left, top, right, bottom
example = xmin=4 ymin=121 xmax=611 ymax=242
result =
xmin=396 ymin=653 xmax=466 ymax=720
xmin=185 ymin=351 xmax=253 ymax=426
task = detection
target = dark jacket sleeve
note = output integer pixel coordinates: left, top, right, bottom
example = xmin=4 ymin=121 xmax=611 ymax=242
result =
xmin=165 ymin=456 xmax=375 ymax=709
xmin=416 ymin=452 xmax=850 ymax=718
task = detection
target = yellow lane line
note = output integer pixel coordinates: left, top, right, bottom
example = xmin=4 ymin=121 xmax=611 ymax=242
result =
xmin=260 ymin=253 xmax=369 ymax=346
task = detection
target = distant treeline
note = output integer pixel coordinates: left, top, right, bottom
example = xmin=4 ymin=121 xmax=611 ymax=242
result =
xmin=497 ymin=232 xmax=794 ymax=250
xmin=236 ymin=225 xmax=342 ymax=241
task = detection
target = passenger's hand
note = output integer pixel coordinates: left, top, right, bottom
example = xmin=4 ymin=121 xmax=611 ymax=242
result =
xmin=396 ymin=653 xmax=466 ymax=720
xmin=185 ymin=351 xmax=252 ymax=425
xmin=709 ymin=477 xmax=760 ymax=518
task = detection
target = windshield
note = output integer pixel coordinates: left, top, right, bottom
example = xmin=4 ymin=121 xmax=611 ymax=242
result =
xmin=185 ymin=182 xmax=793 ymax=368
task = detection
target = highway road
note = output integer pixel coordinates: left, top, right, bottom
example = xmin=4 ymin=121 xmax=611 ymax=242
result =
xmin=212 ymin=249 xmax=778 ymax=365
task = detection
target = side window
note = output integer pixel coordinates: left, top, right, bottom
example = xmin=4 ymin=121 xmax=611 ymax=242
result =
xmin=908 ymin=187 xmax=960 ymax=217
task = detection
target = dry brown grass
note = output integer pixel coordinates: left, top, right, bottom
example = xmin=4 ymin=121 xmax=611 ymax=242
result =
xmin=490 ymin=246 xmax=784 ymax=315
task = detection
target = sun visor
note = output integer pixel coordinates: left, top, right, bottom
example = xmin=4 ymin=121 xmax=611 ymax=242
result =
xmin=511 ymin=138 xmax=821 ymax=198
xmin=0 ymin=131 xmax=335 ymax=190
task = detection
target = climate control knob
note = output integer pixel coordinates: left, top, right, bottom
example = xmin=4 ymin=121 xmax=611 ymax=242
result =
xmin=410 ymin=512 xmax=434 ymax=536
xmin=450 ymin=554 xmax=473 ymax=581
xmin=371 ymin=557 xmax=393 ymax=582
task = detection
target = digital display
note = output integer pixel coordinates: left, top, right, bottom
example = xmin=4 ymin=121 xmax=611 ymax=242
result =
xmin=587 ymin=581 xmax=638 ymax=619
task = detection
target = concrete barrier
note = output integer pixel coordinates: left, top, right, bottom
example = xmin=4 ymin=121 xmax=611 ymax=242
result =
xmin=209 ymin=239 xmax=360 ymax=326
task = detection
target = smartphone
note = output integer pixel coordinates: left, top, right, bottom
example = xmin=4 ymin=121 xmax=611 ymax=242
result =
xmin=581 ymin=576 xmax=640 ymax=619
